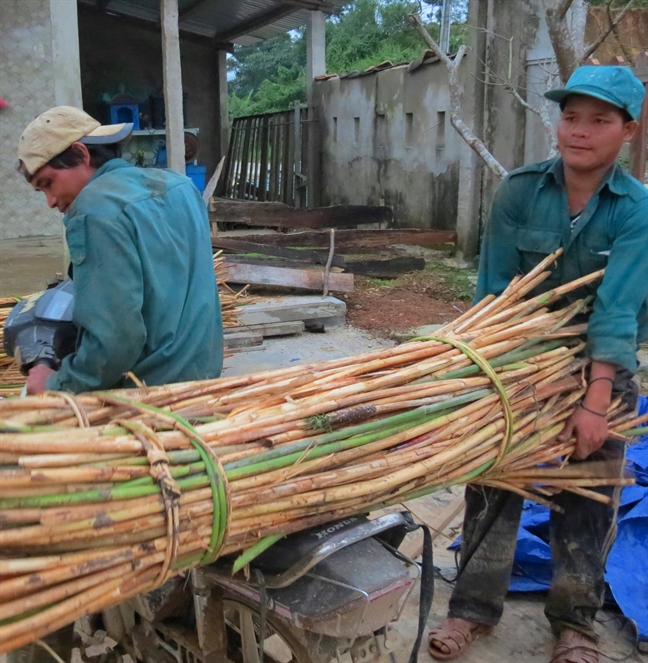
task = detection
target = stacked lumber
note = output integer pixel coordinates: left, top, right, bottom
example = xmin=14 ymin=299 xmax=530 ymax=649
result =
xmin=1 ymin=250 xmax=646 ymax=652
xmin=210 ymin=200 xmax=458 ymax=289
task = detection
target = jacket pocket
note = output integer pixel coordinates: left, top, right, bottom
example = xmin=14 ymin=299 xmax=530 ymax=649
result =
xmin=515 ymin=228 xmax=562 ymax=255
xmin=65 ymin=215 xmax=87 ymax=266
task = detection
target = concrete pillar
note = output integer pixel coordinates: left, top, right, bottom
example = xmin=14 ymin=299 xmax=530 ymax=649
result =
xmin=216 ymin=49 xmax=229 ymax=163
xmin=456 ymin=0 xmax=488 ymax=260
xmin=160 ymin=0 xmax=186 ymax=174
xmin=306 ymin=10 xmax=326 ymax=108
xmin=306 ymin=11 xmax=325 ymax=207
xmin=50 ymin=0 xmax=83 ymax=108
xmin=439 ymin=0 xmax=452 ymax=53
xmin=50 ymin=0 xmax=82 ymax=270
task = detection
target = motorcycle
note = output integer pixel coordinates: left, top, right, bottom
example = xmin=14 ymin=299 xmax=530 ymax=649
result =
xmin=5 ymin=281 xmax=434 ymax=663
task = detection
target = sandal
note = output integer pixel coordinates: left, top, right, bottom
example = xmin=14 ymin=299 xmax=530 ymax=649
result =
xmin=550 ymin=629 xmax=599 ymax=663
xmin=427 ymin=618 xmax=493 ymax=661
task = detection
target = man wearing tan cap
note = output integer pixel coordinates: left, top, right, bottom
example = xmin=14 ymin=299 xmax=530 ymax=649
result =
xmin=18 ymin=106 xmax=223 ymax=394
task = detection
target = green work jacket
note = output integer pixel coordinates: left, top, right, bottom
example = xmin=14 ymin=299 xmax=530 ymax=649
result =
xmin=475 ymin=158 xmax=648 ymax=374
xmin=46 ymin=159 xmax=223 ymax=393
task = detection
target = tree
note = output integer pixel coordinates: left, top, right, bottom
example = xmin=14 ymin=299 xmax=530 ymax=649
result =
xmin=228 ymin=0 xmax=469 ymax=118
xmin=409 ymin=0 xmax=642 ymax=181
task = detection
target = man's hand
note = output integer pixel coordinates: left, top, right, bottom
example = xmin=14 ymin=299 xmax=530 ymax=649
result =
xmin=558 ymin=406 xmax=609 ymax=459
xmin=558 ymin=360 xmax=615 ymax=460
xmin=26 ymin=364 xmax=55 ymax=395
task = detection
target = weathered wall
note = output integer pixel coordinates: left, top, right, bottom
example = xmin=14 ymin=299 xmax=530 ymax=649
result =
xmin=314 ymin=61 xmax=462 ymax=230
xmin=0 ymin=0 xmax=63 ymax=239
xmin=78 ymin=5 xmax=224 ymax=177
xmin=587 ymin=8 xmax=648 ymax=62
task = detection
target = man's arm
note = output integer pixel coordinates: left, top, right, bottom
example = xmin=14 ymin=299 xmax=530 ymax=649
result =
xmin=559 ymin=204 xmax=648 ymax=457
xmin=473 ymin=176 xmax=523 ymax=303
xmin=44 ymin=213 xmax=148 ymax=393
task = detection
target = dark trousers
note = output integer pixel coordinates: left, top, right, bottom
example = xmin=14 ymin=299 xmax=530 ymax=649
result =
xmin=448 ymin=373 xmax=637 ymax=639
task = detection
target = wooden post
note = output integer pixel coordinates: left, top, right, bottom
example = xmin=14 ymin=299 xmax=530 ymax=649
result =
xmin=306 ymin=10 xmax=326 ymax=208
xmin=294 ymin=101 xmax=303 ymax=208
xmin=306 ymin=10 xmax=326 ymax=108
xmin=160 ymin=0 xmax=186 ymax=174
xmin=629 ymin=53 xmax=648 ymax=184
xmin=629 ymin=83 xmax=647 ymax=183
xmin=216 ymin=49 xmax=229 ymax=165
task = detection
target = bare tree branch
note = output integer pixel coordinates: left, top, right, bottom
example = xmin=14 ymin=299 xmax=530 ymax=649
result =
xmin=553 ymin=0 xmax=575 ymax=20
xmin=606 ymin=0 xmax=635 ymax=63
xmin=408 ymin=14 xmax=508 ymax=181
xmin=582 ymin=0 xmax=636 ymax=61
xmin=545 ymin=0 xmax=581 ymax=82
xmin=507 ymin=85 xmax=558 ymax=157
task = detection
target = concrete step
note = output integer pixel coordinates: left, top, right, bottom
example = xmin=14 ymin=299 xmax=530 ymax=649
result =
xmin=236 ymin=296 xmax=347 ymax=329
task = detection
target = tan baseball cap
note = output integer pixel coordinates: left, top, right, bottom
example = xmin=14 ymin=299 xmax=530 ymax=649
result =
xmin=18 ymin=106 xmax=133 ymax=177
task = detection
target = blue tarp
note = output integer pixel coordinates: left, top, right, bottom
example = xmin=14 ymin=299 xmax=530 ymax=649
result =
xmin=450 ymin=395 xmax=648 ymax=638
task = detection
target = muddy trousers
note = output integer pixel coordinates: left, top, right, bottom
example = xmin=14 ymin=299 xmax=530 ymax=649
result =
xmin=447 ymin=438 xmax=626 ymax=640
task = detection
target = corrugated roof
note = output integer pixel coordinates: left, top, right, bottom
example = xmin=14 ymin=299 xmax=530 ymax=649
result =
xmin=79 ymin=0 xmax=347 ymax=45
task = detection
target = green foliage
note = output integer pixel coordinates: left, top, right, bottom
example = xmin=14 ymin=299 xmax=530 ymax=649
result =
xmin=228 ymin=0 xmax=468 ymax=119
xmin=424 ymin=260 xmax=476 ymax=301
xmin=229 ymin=63 xmax=306 ymax=120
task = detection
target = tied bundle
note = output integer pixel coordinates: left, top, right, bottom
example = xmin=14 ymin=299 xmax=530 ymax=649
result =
xmin=0 ymin=298 xmax=23 ymax=398
xmin=213 ymin=251 xmax=256 ymax=328
xmin=1 ymin=249 xmax=647 ymax=653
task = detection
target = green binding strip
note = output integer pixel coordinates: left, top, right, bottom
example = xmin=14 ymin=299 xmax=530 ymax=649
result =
xmin=409 ymin=336 xmax=515 ymax=467
xmin=95 ymin=393 xmax=228 ymax=567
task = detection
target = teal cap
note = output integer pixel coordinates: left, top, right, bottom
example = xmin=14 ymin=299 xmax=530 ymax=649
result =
xmin=544 ymin=65 xmax=645 ymax=121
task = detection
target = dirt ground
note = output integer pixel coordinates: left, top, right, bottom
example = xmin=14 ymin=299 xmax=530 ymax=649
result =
xmin=339 ymin=256 xmax=475 ymax=338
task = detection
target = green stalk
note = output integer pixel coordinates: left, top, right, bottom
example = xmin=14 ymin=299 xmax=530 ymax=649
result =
xmin=414 ymin=340 xmax=566 ymax=383
xmin=223 ymin=389 xmax=492 ymax=474
xmin=232 ymin=534 xmax=283 ymax=574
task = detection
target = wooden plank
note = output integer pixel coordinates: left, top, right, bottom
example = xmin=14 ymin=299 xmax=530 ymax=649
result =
xmin=223 ymin=331 xmax=263 ymax=348
xmin=222 ymin=252 xmax=424 ymax=278
xmin=346 ymin=256 xmax=425 ymax=277
xmin=212 ymin=237 xmax=346 ymax=267
xmin=226 ymin=321 xmax=305 ymax=337
xmin=224 ymin=262 xmax=354 ymax=292
xmin=236 ymin=296 xmax=346 ymax=326
xmin=210 ymin=199 xmax=394 ymax=229
xmin=203 ymin=156 xmax=225 ymax=207
xmin=237 ymin=117 xmax=252 ymax=200
xmin=629 ymin=81 xmax=647 ymax=182
xmin=216 ymin=228 xmax=456 ymax=250
xmin=259 ymin=117 xmax=270 ymax=202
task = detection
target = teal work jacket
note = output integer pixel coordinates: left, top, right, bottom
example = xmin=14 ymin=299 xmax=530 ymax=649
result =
xmin=475 ymin=158 xmax=648 ymax=374
xmin=46 ymin=159 xmax=223 ymax=393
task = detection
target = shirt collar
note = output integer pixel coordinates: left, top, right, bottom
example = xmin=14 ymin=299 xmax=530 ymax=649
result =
xmin=85 ymin=158 xmax=132 ymax=186
xmin=544 ymin=157 xmax=631 ymax=197
xmin=65 ymin=159 xmax=132 ymax=220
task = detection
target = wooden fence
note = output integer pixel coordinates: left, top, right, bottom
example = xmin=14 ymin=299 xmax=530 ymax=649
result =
xmin=221 ymin=105 xmax=315 ymax=207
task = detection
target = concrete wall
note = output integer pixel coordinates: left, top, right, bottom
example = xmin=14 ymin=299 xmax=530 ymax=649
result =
xmin=78 ymin=5 xmax=225 ymax=177
xmin=314 ymin=61 xmax=462 ymax=230
xmin=0 ymin=0 xmax=78 ymax=239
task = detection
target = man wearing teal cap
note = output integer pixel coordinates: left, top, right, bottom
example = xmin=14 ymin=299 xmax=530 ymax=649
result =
xmin=428 ymin=66 xmax=647 ymax=662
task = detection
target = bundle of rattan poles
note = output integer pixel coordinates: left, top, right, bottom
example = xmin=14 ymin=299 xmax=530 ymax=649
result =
xmin=0 ymin=298 xmax=23 ymax=398
xmin=213 ymin=251 xmax=255 ymax=327
xmin=1 ymin=249 xmax=647 ymax=653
